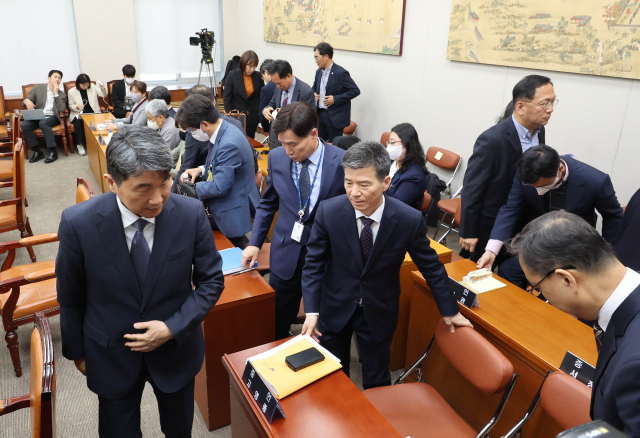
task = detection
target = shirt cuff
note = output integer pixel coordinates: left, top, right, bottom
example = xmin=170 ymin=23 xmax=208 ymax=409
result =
xmin=486 ymin=239 xmax=503 ymax=255
xmin=306 ymin=313 xmax=319 ymax=316
xmin=199 ymin=165 xmax=206 ymax=175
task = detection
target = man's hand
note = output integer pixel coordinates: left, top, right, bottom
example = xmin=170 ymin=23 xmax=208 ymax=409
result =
xmin=314 ymin=92 xmax=320 ymax=103
xmin=459 ymin=237 xmax=478 ymax=253
xmin=443 ymin=312 xmax=473 ymax=334
xmin=76 ymin=103 xmax=83 ymax=110
xmin=182 ymin=167 xmax=202 ymax=183
xmin=242 ymin=245 xmax=260 ymax=269
xmin=105 ymin=124 xmax=117 ymax=131
xmin=476 ymin=250 xmax=497 ymax=270
xmin=323 ymin=95 xmax=334 ymax=107
xmin=24 ymin=99 xmax=35 ymax=110
xmin=301 ymin=315 xmax=322 ymax=343
xmin=74 ymin=358 xmax=87 ymax=376
xmin=53 ymin=83 xmax=59 ymax=95
xmin=263 ymin=107 xmax=274 ymax=121
xmin=124 ymin=321 xmax=173 ymax=352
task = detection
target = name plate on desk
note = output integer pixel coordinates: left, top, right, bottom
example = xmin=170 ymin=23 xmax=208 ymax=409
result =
xmin=448 ymin=277 xmax=479 ymax=309
xmin=242 ymin=361 xmax=285 ymax=423
xmin=559 ymin=351 xmax=596 ymax=388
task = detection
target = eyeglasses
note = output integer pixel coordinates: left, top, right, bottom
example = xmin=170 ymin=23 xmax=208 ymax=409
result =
xmin=520 ymin=99 xmax=559 ymax=109
xmin=314 ymin=55 xmax=323 ymax=60
xmin=525 ymin=265 xmax=575 ymax=296
xmin=386 ymin=140 xmax=402 ymax=146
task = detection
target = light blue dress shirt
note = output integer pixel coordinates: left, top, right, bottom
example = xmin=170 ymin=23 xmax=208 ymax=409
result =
xmin=318 ymin=63 xmax=333 ymax=109
xmin=511 ymin=114 xmax=540 ymax=152
xmin=289 ymin=140 xmax=324 ymax=214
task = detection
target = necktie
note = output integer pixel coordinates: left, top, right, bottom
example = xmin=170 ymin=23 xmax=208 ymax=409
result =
xmin=593 ymin=322 xmax=604 ymax=353
xmin=130 ymin=219 xmax=150 ymax=294
xmin=282 ymin=93 xmax=289 ymax=107
xmin=298 ymin=159 xmax=311 ymax=220
xmin=360 ymin=217 xmax=374 ymax=265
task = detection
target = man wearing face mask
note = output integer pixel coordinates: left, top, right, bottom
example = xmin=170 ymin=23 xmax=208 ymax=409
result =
xmin=111 ymin=64 xmax=137 ymax=119
xmin=146 ymin=99 xmax=181 ymax=151
xmin=476 ymin=144 xmax=623 ymax=289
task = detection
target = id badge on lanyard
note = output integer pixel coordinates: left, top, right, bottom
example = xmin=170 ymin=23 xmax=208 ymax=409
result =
xmin=291 ymin=145 xmax=324 ymax=243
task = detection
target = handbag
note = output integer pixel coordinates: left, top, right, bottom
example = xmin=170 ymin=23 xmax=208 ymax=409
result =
xmin=224 ymin=110 xmax=247 ymax=132
xmin=176 ymin=179 xmax=218 ymax=230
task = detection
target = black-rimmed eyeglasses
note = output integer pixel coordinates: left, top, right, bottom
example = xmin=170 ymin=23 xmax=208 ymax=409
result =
xmin=525 ymin=265 xmax=575 ymax=296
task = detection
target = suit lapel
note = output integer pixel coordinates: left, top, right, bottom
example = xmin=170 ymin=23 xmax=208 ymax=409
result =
xmin=238 ymin=73 xmax=248 ymax=100
xmin=325 ymin=64 xmax=336 ymax=92
xmin=95 ymin=193 xmax=142 ymax=305
xmin=562 ymin=158 xmax=584 ymax=212
xmin=140 ymin=198 xmax=178 ymax=310
xmin=279 ymin=151 xmax=301 ymax=204
xmin=340 ymin=200 xmax=364 ymax=271
xmin=363 ymin=198 xmax=397 ymax=274
xmin=506 ymin=118 xmax=522 ymax=154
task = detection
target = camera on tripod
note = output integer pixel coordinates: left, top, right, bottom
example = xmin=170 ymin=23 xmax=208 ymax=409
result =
xmin=190 ymin=29 xmax=215 ymax=63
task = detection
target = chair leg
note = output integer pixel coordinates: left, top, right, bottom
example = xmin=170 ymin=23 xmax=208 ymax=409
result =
xmin=23 ymin=220 xmax=37 ymax=263
xmin=24 ymin=198 xmax=28 ymax=207
xmin=5 ymin=329 xmax=22 ymax=377
xmin=433 ymin=212 xmax=451 ymax=240
xmin=62 ymin=132 xmax=69 ymax=156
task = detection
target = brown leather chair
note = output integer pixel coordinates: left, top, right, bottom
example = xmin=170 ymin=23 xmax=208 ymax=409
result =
xmin=106 ymin=80 xmax=117 ymax=110
xmin=21 ymin=84 xmax=70 ymax=156
xmin=365 ymin=318 xmax=518 ymax=438
xmin=0 ymin=86 xmax=9 ymax=142
xmin=343 ymin=120 xmax=357 ymax=136
xmin=426 ymin=146 xmax=462 ymax=195
xmin=0 ymin=312 xmax=56 ymax=437
xmin=502 ymin=371 xmax=592 ymax=437
xmin=435 ymin=200 xmax=461 ymax=245
xmin=380 ymin=132 xmax=391 ymax=145
xmin=76 ymin=177 xmax=95 ymax=204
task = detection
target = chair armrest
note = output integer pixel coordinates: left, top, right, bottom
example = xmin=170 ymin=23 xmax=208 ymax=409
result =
xmin=25 ymin=267 xmax=56 ymax=282
xmin=0 ymin=152 xmax=14 ymax=158
xmin=0 ymin=182 xmax=14 ymax=189
xmin=19 ymin=233 xmax=59 ymax=247
xmin=0 ymin=394 xmax=30 ymax=416
xmin=0 ymin=198 xmax=20 ymax=207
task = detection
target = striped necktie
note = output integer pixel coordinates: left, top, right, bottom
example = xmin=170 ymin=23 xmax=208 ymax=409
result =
xmin=593 ymin=322 xmax=604 ymax=353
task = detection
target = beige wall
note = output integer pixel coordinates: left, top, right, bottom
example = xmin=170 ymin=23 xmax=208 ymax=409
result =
xmin=72 ymin=0 xmax=139 ymax=84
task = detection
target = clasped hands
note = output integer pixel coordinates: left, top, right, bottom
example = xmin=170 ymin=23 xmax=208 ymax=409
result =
xmin=314 ymin=93 xmax=334 ymax=107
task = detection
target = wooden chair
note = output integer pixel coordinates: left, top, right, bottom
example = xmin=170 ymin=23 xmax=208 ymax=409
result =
xmin=21 ymin=84 xmax=70 ymax=156
xmin=76 ymin=177 xmax=95 ymax=204
xmin=0 ymin=312 xmax=56 ymax=437
xmin=343 ymin=120 xmax=357 ymax=136
xmin=0 ymin=86 xmax=9 ymax=142
xmin=0 ymin=111 xmax=20 ymax=184
xmin=106 ymin=80 xmax=117 ymax=110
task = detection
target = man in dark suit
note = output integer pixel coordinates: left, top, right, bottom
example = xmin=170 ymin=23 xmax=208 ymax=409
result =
xmin=262 ymin=60 xmax=316 ymax=148
xmin=300 ymin=141 xmax=472 ymax=389
xmin=509 ymin=211 xmax=640 ymax=437
xmin=460 ymin=75 xmax=555 ymax=262
xmin=111 ymin=64 xmax=137 ymax=119
xmin=614 ymin=188 xmax=640 ymax=272
xmin=149 ymin=85 xmax=177 ymax=118
xmin=242 ymin=102 xmax=346 ymax=340
xmin=477 ymin=145 xmax=623 ymax=288
xmin=259 ymin=59 xmax=276 ymax=134
xmin=56 ymin=126 xmax=224 ymax=437
xmin=311 ymin=42 xmax=360 ymax=143
xmin=179 ymin=95 xmax=260 ymax=248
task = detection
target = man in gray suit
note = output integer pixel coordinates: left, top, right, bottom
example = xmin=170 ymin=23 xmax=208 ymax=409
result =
xmin=22 ymin=70 xmax=67 ymax=164
xmin=262 ymin=60 xmax=315 ymax=148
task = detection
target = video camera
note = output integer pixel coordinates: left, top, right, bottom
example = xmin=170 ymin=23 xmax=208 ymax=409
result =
xmin=190 ymin=28 xmax=215 ymax=62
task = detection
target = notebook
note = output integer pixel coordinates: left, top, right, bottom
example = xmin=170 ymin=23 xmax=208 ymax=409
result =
xmin=21 ymin=109 xmax=46 ymax=121
xmin=219 ymin=247 xmax=257 ymax=275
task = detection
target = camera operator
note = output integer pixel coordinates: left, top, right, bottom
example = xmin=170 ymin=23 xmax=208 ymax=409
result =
xmin=177 ymin=95 xmax=260 ymax=248
xmin=111 ymin=64 xmax=137 ymax=118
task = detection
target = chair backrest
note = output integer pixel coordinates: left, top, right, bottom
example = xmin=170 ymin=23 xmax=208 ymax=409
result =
xmin=12 ymin=110 xmax=21 ymax=144
xmin=76 ymin=178 xmax=95 ymax=204
xmin=343 ymin=120 xmax=357 ymax=135
xmin=380 ymin=132 xmax=390 ymax=145
xmin=420 ymin=191 xmax=432 ymax=213
xmin=540 ymin=372 xmax=592 ymax=431
xmin=63 ymin=81 xmax=75 ymax=94
xmin=107 ymin=80 xmax=117 ymax=106
xmin=11 ymin=140 xmax=27 ymax=220
xmin=454 ymin=203 xmax=461 ymax=227
xmin=29 ymin=312 xmax=55 ymax=438
xmin=426 ymin=146 xmax=461 ymax=170
xmin=22 ymin=84 xmax=36 ymax=100
xmin=435 ymin=318 xmax=514 ymax=394
xmin=0 ymin=86 xmax=6 ymax=122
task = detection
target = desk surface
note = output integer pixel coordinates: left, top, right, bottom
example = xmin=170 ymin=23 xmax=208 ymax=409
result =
xmin=223 ymin=339 xmax=401 ymax=438
xmin=256 ymin=147 xmax=269 ymax=176
xmin=413 ymin=259 xmax=598 ymax=371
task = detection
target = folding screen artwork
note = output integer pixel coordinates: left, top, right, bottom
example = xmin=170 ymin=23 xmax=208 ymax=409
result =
xmin=447 ymin=0 xmax=640 ymax=80
xmin=263 ymin=0 xmax=407 ymax=56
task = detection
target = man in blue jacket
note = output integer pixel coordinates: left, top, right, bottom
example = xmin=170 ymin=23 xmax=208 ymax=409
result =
xmin=179 ymin=94 xmax=260 ymax=248
xmin=312 ymin=42 xmax=361 ymax=143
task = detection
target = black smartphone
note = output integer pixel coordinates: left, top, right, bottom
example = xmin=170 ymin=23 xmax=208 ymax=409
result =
xmin=285 ymin=347 xmax=325 ymax=372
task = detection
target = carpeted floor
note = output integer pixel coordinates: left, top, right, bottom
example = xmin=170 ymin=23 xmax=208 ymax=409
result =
xmin=0 ymin=142 xmax=461 ymax=437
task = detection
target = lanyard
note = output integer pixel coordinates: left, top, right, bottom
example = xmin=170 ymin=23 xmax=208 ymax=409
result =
xmin=294 ymin=144 xmax=324 ymax=222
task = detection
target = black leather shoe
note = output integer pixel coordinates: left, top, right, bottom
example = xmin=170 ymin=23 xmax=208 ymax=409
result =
xmin=29 ymin=150 xmax=44 ymax=163
xmin=44 ymin=151 xmax=58 ymax=164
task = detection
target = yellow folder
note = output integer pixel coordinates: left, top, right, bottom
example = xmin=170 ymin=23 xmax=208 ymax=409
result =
xmin=250 ymin=337 xmax=342 ymax=400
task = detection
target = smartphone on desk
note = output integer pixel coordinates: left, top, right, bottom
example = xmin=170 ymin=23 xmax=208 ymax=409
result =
xmin=285 ymin=347 xmax=325 ymax=372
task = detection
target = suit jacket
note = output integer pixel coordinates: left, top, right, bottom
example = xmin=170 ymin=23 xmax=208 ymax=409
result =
xmin=312 ymin=63 xmax=360 ymax=129
xmin=223 ymin=69 xmax=264 ymax=114
xmin=591 ymin=284 xmax=640 ymax=437
xmin=387 ymin=163 xmax=428 ymax=211
xmin=614 ymin=189 xmax=640 ymax=271
xmin=460 ymin=116 xmax=546 ymax=239
xmin=490 ymin=156 xmax=623 ymax=244
xmin=111 ymin=79 xmax=128 ymax=112
xmin=195 ymin=120 xmax=261 ymax=238
xmin=259 ymin=81 xmax=277 ymax=132
xmin=302 ymin=195 xmax=460 ymax=342
xmin=248 ymin=141 xmax=345 ymax=280
xmin=56 ymin=192 xmax=224 ymax=399
xmin=68 ymin=83 xmax=106 ymax=121
xmin=23 ymin=84 xmax=67 ymax=124
xmin=267 ymin=76 xmax=315 ymax=110
xmin=113 ymin=98 xmax=149 ymax=126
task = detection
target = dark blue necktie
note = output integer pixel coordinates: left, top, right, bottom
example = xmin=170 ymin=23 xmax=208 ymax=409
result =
xmin=594 ymin=322 xmax=603 ymax=353
xmin=360 ymin=217 xmax=374 ymax=265
xmin=130 ymin=218 xmax=150 ymax=294
xmin=299 ymin=159 xmax=311 ymax=220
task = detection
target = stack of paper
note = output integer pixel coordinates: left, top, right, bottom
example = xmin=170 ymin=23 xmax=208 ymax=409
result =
xmin=247 ymin=335 xmax=342 ymax=399
xmin=461 ymin=277 xmax=507 ymax=294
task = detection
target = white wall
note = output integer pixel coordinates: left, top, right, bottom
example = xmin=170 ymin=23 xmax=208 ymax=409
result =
xmin=227 ymin=0 xmax=640 ymax=205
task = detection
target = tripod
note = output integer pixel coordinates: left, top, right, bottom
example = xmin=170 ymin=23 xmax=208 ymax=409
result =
xmin=197 ymin=50 xmax=217 ymax=99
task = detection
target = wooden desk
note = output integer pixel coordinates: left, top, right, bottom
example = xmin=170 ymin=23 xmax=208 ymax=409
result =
xmin=254 ymin=147 xmax=278 ymax=241
xmin=389 ymin=239 xmax=453 ymax=370
xmin=405 ymin=259 xmax=598 ymax=437
xmin=82 ymin=113 xmax=115 ymax=194
xmin=195 ymin=230 xmax=276 ymax=430
xmin=223 ymin=339 xmax=402 ymax=438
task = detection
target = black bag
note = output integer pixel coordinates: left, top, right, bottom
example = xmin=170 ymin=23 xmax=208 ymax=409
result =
xmin=425 ymin=172 xmax=447 ymax=227
xmin=176 ymin=179 xmax=218 ymax=230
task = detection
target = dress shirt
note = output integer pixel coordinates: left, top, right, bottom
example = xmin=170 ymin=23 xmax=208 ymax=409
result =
xmin=43 ymin=88 xmax=56 ymax=116
xmin=598 ymin=268 xmax=640 ymax=332
xmin=318 ymin=62 xmax=333 ymax=109
xmin=290 ymin=141 xmax=324 ymax=214
xmin=125 ymin=82 xmax=131 ymax=97
xmin=486 ymin=159 xmax=570 ymax=255
xmin=511 ymin=114 xmax=540 ymax=152
xmin=116 ymin=196 xmax=156 ymax=253
xmin=389 ymin=161 xmax=400 ymax=180
xmin=198 ymin=121 xmax=223 ymax=176
xmin=280 ymin=77 xmax=297 ymax=108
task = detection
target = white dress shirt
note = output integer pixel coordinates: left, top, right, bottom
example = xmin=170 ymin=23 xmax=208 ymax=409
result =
xmin=389 ymin=161 xmax=400 ymax=181
xmin=598 ymin=268 xmax=640 ymax=331
xmin=355 ymin=196 xmax=385 ymax=243
xmin=116 ymin=196 xmax=156 ymax=253
xmin=43 ymin=88 xmax=56 ymax=116
xmin=290 ymin=141 xmax=324 ymax=215
xmin=198 ymin=121 xmax=223 ymax=176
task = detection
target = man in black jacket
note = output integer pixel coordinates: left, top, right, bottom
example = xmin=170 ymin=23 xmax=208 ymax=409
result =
xmin=111 ymin=64 xmax=137 ymax=119
xmin=459 ymin=75 xmax=556 ymax=262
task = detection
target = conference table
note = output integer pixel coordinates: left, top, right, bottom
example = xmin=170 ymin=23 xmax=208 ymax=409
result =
xmin=223 ymin=339 xmax=402 ymax=438
xmin=82 ymin=113 xmax=115 ymax=194
xmin=405 ymin=259 xmax=598 ymax=437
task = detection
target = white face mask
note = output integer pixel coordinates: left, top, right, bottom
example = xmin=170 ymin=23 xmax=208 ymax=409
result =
xmin=535 ymin=175 xmax=561 ymax=195
xmin=386 ymin=143 xmax=404 ymax=161
xmin=131 ymin=93 xmax=142 ymax=103
xmin=191 ymin=125 xmax=210 ymax=142
xmin=125 ymin=77 xmax=135 ymax=84
xmin=147 ymin=120 xmax=159 ymax=130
